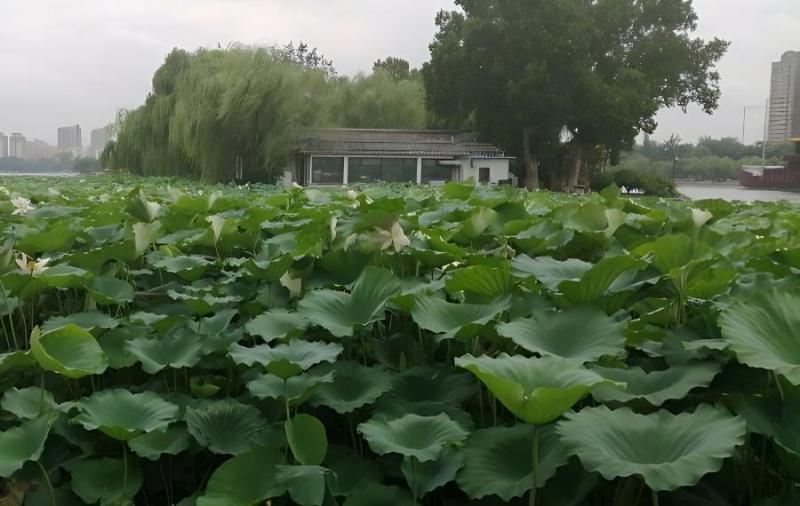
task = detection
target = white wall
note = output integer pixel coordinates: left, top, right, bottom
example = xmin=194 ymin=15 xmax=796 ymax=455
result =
xmin=461 ymin=158 xmax=511 ymax=183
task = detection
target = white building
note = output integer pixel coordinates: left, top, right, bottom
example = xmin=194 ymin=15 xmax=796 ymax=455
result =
xmin=0 ymin=132 xmax=7 ymax=158
xmin=287 ymin=129 xmax=513 ymax=186
xmin=768 ymin=51 xmax=800 ymax=142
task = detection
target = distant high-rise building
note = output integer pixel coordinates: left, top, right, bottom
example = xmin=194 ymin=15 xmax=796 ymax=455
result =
xmin=0 ymin=132 xmax=8 ymax=158
xmin=768 ymin=51 xmax=800 ymax=142
xmin=57 ymin=124 xmax=82 ymax=155
xmin=89 ymin=125 xmax=115 ymax=159
xmin=8 ymin=133 xmax=25 ymax=159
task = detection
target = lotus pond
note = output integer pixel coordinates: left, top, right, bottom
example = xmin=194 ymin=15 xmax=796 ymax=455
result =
xmin=2 ymin=175 xmax=800 ymax=505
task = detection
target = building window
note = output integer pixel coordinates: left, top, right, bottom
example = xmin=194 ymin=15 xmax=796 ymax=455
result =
xmin=479 ymin=167 xmax=491 ymax=183
xmin=311 ymin=157 xmax=344 ymax=185
xmin=349 ymin=158 xmax=417 ymax=183
xmin=421 ymin=159 xmax=453 ymax=183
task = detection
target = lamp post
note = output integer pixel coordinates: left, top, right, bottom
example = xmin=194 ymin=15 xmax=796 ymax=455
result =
xmin=742 ymin=100 xmax=770 ymax=162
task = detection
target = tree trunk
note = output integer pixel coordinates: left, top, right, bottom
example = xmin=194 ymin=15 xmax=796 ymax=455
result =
xmin=523 ymin=128 xmax=540 ymax=190
xmin=566 ymin=141 xmax=584 ymax=193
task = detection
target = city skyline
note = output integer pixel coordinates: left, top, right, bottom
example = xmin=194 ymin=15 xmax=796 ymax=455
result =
xmin=0 ymin=1 xmax=798 ymax=145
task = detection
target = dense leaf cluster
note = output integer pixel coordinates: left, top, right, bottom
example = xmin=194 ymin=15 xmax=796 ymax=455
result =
xmin=1 ymin=176 xmax=800 ymax=505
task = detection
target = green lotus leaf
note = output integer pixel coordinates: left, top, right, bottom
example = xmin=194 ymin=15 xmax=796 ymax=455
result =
xmin=31 ymin=324 xmax=109 ymax=379
xmin=229 ymin=340 xmax=343 ymax=379
xmin=497 ymin=306 xmax=625 ymax=362
xmin=557 ymin=405 xmax=746 ymax=491
xmin=133 ymin=221 xmax=163 ymax=255
xmin=402 ymin=447 xmax=464 ymax=498
xmin=591 ymin=362 xmax=721 ymax=406
xmin=0 ymin=350 xmax=35 ymax=375
xmin=1 ymin=386 xmax=58 ymax=419
xmin=66 ymin=457 xmax=143 ymax=505
xmin=411 ymin=294 xmax=511 ymax=340
xmin=286 ymin=414 xmax=328 ymax=466
xmin=87 ymin=276 xmax=135 ymax=305
xmin=97 ymin=326 xmax=144 ymax=369
xmin=197 ymin=446 xmax=285 ymax=506
xmin=734 ymin=393 xmax=800 ymax=456
xmin=358 ymin=413 xmax=468 ymax=463
xmin=149 ymin=254 xmax=212 ymax=281
xmin=377 ymin=366 xmax=475 ymax=407
xmin=276 ymin=465 xmax=330 ymax=506
xmin=633 ymin=234 xmax=714 ymax=275
xmin=185 ymin=400 xmax=267 ymax=455
xmin=36 ymin=264 xmax=90 ymax=289
xmin=125 ymin=188 xmax=162 ymax=222
xmin=455 ymin=354 xmax=610 ymax=424
xmin=445 ymin=264 xmax=513 ymax=301
xmin=456 ymin=424 xmax=568 ymax=501
xmin=245 ymin=310 xmax=308 ymax=342
xmin=126 ymin=328 xmax=204 ymax=374
xmin=41 ymin=311 xmax=119 ymax=333
xmin=511 ymin=255 xmax=592 ymax=290
xmin=73 ymin=389 xmax=178 ymax=441
xmin=309 ymin=362 xmax=394 ymax=413
xmin=558 ymin=255 xmax=646 ymax=304
xmin=0 ymin=415 xmax=54 ymax=477
xmin=720 ymin=290 xmax=800 ymax=384
xmin=247 ymin=370 xmax=334 ymax=404
xmin=128 ymin=424 xmax=192 ymax=461
xmin=298 ymin=266 xmax=402 ymax=337
xmin=343 ymin=483 xmax=415 ymax=506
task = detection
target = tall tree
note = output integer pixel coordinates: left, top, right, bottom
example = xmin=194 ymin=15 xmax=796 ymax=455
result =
xmin=373 ymin=57 xmax=413 ymax=81
xmin=423 ymin=0 xmax=729 ymax=190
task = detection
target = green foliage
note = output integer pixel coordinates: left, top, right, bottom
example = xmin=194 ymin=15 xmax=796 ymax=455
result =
xmin=424 ymin=0 xmax=728 ymax=189
xmin=106 ymin=45 xmax=426 ymax=183
xmin=591 ymin=169 xmax=678 ymax=197
xmin=0 ymin=175 xmax=798 ymax=504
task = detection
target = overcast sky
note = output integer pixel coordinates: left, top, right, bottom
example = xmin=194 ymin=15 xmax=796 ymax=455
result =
xmin=1 ymin=0 xmax=798 ymax=146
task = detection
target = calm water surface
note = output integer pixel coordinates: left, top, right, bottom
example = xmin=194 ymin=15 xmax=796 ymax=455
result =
xmin=676 ymin=181 xmax=800 ymax=203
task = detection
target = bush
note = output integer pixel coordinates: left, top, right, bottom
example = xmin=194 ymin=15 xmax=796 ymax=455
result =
xmin=590 ymin=169 xmax=678 ymax=197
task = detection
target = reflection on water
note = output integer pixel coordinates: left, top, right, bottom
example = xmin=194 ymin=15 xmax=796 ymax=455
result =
xmin=676 ymin=181 xmax=800 ymax=203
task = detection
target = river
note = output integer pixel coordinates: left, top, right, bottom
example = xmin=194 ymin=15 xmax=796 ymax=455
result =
xmin=676 ymin=181 xmax=800 ymax=203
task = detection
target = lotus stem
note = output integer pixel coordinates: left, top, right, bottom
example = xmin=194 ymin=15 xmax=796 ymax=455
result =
xmin=122 ymin=442 xmax=128 ymax=498
xmin=36 ymin=460 xmax=56 ymax=506
xmin=652 ymin=489 xmax=659 ymax=506
xmin=529 ymin=424 xmax=538 ymax=506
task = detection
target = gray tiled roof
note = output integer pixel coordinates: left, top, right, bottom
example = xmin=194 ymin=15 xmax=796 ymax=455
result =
xmin=296 ymin=128 xmax=509 ymax=157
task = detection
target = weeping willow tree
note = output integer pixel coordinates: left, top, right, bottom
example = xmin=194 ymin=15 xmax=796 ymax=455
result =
xmin=324 ymin=70 xmax=427 ymax=129
xmin=105 ymin=45 xmax=428 ymax=183
xmin=104 ymin=49 xmax=196 ymax=177
xmin=169 ymin=47 xmax=330 ymax=182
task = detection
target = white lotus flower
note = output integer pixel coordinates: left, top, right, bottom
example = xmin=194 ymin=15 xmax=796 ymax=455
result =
xmin=374 ymin=222 xmax=410 ymax=253
xmin=329 ymin=216 xmax=338 ymax=241
xmin=292 ymin=182 xmax=303 ymax=189
xmin=15 ymin=253 xmax=50 ymax=276
xmin=346 ymin=189 xmax=359 ymax=200
xmin=11 ymin=197 xmax=34 ymax=215
xmin=0 ymin=186 xmax=9 ymax=195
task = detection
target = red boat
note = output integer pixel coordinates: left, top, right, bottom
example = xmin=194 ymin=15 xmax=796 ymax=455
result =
xmin=739 ymin=137 xmax=800 ymax=188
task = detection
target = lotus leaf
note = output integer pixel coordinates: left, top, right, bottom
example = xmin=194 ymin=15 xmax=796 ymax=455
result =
xmin=557 ymin=405 xmax=746 ymax=491
xmin=73 ymin=389 xmax=178 ymax=441
xmin=456 ymin=354 xmax=610 ymax=424
xmin=358 ymin=413 xmax=468 ymax=462
xmin=497 ymin=306 xmax=626 ymax=362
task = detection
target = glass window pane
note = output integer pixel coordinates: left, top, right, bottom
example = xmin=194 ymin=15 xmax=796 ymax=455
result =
xmin=349 ymin=158 xmax=416 ymax=183
xmin=312 ymin=157 xmax=344 ymax=185
xmin=422 ymin=159 xmax=453 ymax=183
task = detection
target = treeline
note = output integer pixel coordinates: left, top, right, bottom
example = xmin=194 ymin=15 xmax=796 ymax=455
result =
xmin=103 ymin=43 xmax=427 ymax=182
xmin=0 ymin=155 xmax=100 ymax=174
xmin=608 ymin=136 xmax=794 ymax=181
xmin=107 ymin=0 xmax=729 ymax=189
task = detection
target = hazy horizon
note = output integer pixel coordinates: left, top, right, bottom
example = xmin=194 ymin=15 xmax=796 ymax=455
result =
xmin=1 ymin=0 xmax=798 ymax=146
